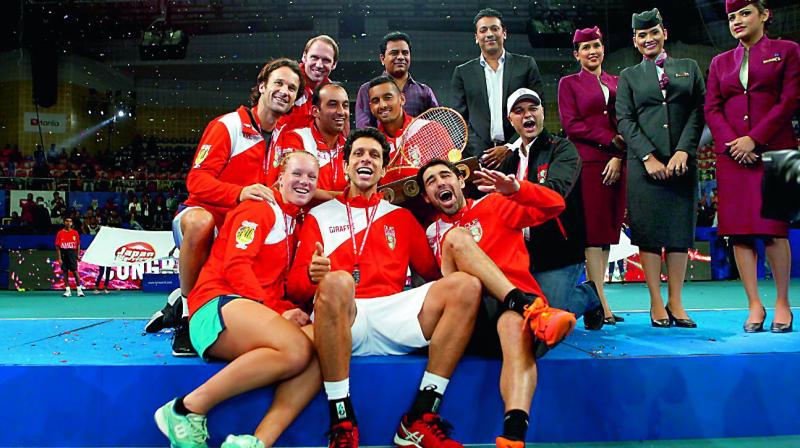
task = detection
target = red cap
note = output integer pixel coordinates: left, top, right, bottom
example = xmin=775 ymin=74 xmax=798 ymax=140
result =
xmin=572 ymin=26 xmax=603 ymax=45
xmin=726 ymin=0 xmax=756 ymax=14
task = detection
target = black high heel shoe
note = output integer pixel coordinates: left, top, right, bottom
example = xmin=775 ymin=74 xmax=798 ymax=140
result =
xmin=666 ymin=306 xmax=697 ymax=328
xmin=771 ymin=311 xmax=793 ymax=333
xmin=743 ymin=306 xmax=766 ymax=333
xmin=650 ymin=310 xmax=671 ymax=328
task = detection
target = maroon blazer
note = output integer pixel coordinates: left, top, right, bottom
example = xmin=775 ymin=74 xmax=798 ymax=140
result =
xmin=558 ymin=69 xmax=623 ymax=163
xmin=705 ymin=36 xmax=800 ymax=154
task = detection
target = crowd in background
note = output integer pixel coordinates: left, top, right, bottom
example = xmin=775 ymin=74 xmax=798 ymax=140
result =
xmin=0 ymin=136 xmax=193 ymax=192
xmin=0 ymin=136 xmax=191 ymax=234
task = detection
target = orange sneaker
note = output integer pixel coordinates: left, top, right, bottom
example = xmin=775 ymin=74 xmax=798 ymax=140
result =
xmin=495 ymin=436 xmax=524 ymax=448
xmin=522 ymin=297 xmax=576 ymax=348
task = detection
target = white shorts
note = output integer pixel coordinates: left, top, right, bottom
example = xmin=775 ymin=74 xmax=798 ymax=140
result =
xmin=350 ymin=282 xmax=433 ymax=356
xmin=171 ymin=205 xmax=220 ymax=248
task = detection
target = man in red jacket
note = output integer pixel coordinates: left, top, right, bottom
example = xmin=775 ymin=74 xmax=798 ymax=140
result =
xmin=146 ymin=58 xmax=304 ymax=357
xmin=287 ymin=127 xmax=480 ymax=448
xmin=419 ymin=158 xmax=577 ymax=448
xmin=268 ymin=82 xmax=349 ymax=202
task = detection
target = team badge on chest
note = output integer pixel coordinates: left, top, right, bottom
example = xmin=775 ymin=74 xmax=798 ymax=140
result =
xmin=537 ymin=164 xmax=549 ymax=184
xmin=385 ymin=225 xmax=396 ymax=250
xmin=463 ymin=219 xmax=483 ymax=243
xmin=235 ymin=221 xmax=258 ymax=249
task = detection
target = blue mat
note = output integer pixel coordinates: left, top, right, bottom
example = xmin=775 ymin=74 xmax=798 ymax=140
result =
xmin=1 ymin=311 xmax=799 ymax=447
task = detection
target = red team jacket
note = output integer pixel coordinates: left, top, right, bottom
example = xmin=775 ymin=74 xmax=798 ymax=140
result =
xmin=188 ymin=189 xmax=300 ymax=317
xmin=268 ymin=123 xmax=347 ymax=192
xmin=287 ymin=190 xmax=441 ymax=302
xmin=426 ymin=181 xmax=565 ymax=297
xmin=184 ymin=105 xmax=279 ymax=224
xmin=55 ymin=229 xmax=80 ymax=250
xmin=378 ymin=112 xmax=414 ymax=161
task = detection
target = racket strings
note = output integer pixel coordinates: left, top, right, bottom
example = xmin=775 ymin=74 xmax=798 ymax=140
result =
xmin=397 ymin=109 xmax=467 ymax=168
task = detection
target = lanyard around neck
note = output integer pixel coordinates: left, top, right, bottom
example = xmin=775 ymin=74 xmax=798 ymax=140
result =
xmin=345 ymin=201 xmax=379 ymax=272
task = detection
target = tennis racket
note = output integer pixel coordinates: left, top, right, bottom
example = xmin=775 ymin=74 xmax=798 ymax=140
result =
xmin=386 ymin=107 xmax=468 ymax=174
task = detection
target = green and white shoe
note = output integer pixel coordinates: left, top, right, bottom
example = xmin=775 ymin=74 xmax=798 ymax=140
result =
xmin=154 ymin=398 xmax=209 ymax=448
xmin=221 ymin=434 xmax=265 ymax=448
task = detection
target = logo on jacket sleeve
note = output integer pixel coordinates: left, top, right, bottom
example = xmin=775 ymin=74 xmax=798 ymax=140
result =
xmin=537 ymin=163 xmax=549 ymax=184
xmin=194 ymin=144 xmax=212 ymax=168
xmin=235 ymin=221 xmax=258 ymax=249
xmin=463 ymin=219 xmax=483 ymax=243
xmin=385 ymin=225 xmax=396 ymax=250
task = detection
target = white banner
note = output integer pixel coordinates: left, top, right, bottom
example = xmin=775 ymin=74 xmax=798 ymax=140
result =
xmin=83 ymin=227 xmax=179 ymax=267
xmin=24 ymin=112 xmax=67 ymax=134
xmin=609 ymin=231 xmax=639 ymax=263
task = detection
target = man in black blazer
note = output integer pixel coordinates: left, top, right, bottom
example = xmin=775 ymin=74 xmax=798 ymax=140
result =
xmin=451 ymin=8 xmax=543 ymax=164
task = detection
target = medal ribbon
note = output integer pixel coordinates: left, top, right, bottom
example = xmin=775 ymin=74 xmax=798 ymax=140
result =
xmin=345 ymin=201 xmax=379 ymax=279
xmin=281 ymin=212 xmax=295 ymax=296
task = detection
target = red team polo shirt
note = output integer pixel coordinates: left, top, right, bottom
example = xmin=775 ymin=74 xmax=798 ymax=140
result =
xmin=268 ymin=123 xmax=347 ymax=192
xmin=55 ymin=229 xmax=80 ymax=250
xmin=426 ymin=181 xmax=565 ymax=297
xmin=188 ymin=189 xmax=300 ymax=317
xmin=184 ymin=105 xmax=279 ymax=227
xmin=287 ymin=190 xmax=441 ymax=302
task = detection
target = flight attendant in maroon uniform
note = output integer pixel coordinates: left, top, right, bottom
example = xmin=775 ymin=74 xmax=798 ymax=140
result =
xmin=705 ymin=0 xmax=799 ymax=333
xmin=558 ymin=26 xmax=626 ymax=324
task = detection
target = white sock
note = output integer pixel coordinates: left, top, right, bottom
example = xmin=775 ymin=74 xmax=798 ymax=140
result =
xmin=77 ymin=285 xmax=83 ymax=291
xmin=64 ymin=287 xmax=71 ymax=293
xmin=181 ymin=296 xmax=189 ymax=318
xmin=323 ymin=378 xmax=350 ymax=400
xmin=419 ymin=371 xmax=449 ymax=395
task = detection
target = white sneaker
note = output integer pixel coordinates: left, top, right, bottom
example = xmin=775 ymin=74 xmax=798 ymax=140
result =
xmin=77 ymin=287 xmax=85 ymax=297
xmin=62 ymin=288 xmax=72 ymax=297
xmin=94 ymin=289 xmax=101 ymax=295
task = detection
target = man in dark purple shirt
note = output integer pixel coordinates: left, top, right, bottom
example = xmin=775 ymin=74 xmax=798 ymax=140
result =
xmin=355 ymin=31 xmax=439 ymax=128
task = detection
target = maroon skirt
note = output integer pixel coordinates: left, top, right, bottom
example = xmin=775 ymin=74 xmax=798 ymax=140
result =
xmin=716 ymin=152 xmax=789 ymax=237
xmin=581 ymin=160 xmax=627 ymax=246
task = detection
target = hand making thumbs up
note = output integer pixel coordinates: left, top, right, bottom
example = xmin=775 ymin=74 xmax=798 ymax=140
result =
xmin=309 ymin=241 xmax=331 ymax=283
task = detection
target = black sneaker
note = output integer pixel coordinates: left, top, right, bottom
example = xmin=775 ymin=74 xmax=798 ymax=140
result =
xmin=145 ymin=289 xmax=183 ymax=333
xmin=171 ymin=320 xmax=197 ymax=357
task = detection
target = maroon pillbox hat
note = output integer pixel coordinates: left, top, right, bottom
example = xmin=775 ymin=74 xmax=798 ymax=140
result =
xmin=572 ymin=26 xmax=603 ymax=45
xmin=726 ymin=0 xmax=756 ymax=14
